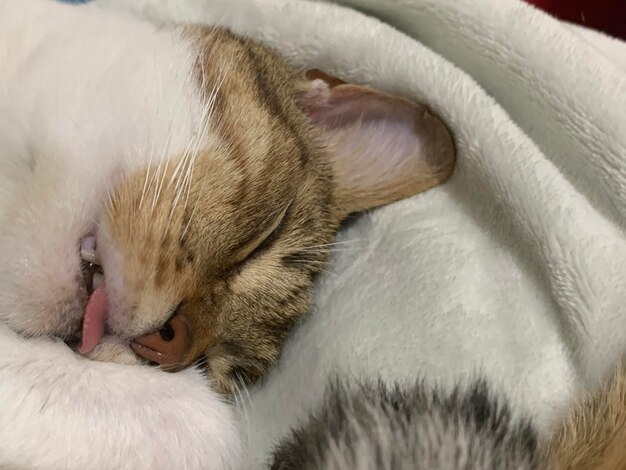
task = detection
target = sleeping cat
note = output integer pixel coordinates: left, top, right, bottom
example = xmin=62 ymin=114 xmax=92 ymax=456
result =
xmin=0 ymin=0 xmax=455 ymax=395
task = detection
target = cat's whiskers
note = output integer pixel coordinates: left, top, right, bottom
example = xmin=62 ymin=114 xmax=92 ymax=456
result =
xmin=380 ymin=223 xmax=465 ymax=239
xmin=289 ymin=239 xmax=367 ymax=253
xmin=164 ymin=65 xmax=229 ymax=234
xmin=148 ymin=155 xmax=164 ymax=214
xmin=141 ymin=65 xmax=185 ymax=219
xmin=188 ymin=62 xmax=231 ymax=168
xmin=192 ymin=355 xmax=210 ymax=370
xmin=105 ymin=186 xmax=115 ymax=215
xmin=139 ymin=134 xmax=158 ymax=211
xmin=179 ymin=200 xmax=198 ymax=243
xmin=164 ymin=146 xmax=194 ymax=232
xmin=160 ymin=122 xmax=199 ymax=235
xmin=156 ymin=356 xmax=209 ymax=375
xmin=231 ymin=374 xmax=253 ymax=450
xmin=148 ymin=113 xmax=179 ymax=217
xmin=174 ymin=75 xmax=220 ymax=207
xmin=170 ymin=125 xmax=197 ymax=191
xmin=171 ymin=83 xmax=210 ymax=194
xmin=293 ymin=239 xmax=368 ymax=252
xmin=297 ymin=248 xmax=353 ymax=256
xmin=294 ymin=246 xmax=356 ymax=255
xmin=152 ymin=154 xmax=172 ymax=215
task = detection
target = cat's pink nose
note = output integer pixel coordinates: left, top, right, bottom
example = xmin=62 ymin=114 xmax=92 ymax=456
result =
xmin=131 ymin=315 xmax=190 ymax=371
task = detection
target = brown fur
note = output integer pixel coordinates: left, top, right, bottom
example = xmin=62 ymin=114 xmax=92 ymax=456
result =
xmin=543 ymin=364 xmax=626 ymax=469
xmin=102 ymin=26 xmax=455 ymax=395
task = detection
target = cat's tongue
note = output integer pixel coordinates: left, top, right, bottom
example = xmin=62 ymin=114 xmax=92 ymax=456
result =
xmin=78 ymin=283 xmax=108 ymax=355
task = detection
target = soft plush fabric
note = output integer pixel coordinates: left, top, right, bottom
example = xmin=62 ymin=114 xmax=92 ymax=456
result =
xmin=4 ymin=0 xmax=625 ymax=468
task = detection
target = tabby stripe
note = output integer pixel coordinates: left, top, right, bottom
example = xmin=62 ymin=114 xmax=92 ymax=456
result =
xmin=243 ymin=44 xmax=310 ymax=166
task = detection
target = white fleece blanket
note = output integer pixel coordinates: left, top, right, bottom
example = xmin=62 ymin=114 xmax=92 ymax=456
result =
xmin=3 ymin=0 xmax=626 ymax=468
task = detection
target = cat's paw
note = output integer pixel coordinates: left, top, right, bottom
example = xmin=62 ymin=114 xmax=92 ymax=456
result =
xmin=83 ymin=336 xmax=145 ymax=365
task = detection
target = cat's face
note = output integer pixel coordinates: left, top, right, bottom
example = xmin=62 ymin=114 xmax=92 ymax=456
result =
xmin=96 ymin=31 xmax=337 ymax=395
xmin=0 ymin=25 xmax=454 ymax=395
xmin=100 ymin=121 xmax=334 ymax=394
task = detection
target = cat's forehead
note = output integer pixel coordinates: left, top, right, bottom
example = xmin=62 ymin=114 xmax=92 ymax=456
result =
xmin=103 ymin=26 xmax=330 ymax=307
xmin=171 ymin=28 xmax=323 ymax=238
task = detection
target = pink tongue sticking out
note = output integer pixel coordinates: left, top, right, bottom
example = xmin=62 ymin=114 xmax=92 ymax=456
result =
xmin=78 ymin=283 xmax=108 ymax=355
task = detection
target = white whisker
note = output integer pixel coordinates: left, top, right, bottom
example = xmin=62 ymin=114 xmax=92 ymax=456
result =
xmin=231 ymin=375 xmax=252 ymax=451
xmin=179 ymin=200 xmax=198 ymax=242
xmin=166 ymin=62 xmax=230 ymax=233
xmin=139 ymin=135 xmax=157 ymax=211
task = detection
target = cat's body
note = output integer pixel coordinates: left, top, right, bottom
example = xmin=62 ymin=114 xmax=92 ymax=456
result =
xmin=270 ymin=378 xmax=542 ymax=470
xmin=0 ymin=0 xmax=454 ymax=395
xmin=270 ymin=364 xmax=626 ymax=470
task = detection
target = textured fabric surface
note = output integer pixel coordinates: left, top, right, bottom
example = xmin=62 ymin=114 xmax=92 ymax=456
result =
xmin=5 ymin=0 xmax=626 ymax=468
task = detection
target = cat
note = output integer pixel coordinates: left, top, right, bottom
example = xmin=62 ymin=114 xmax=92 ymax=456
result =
xmin=269 ymin=377 xmax=542 ymax=470
xmin=0 ymin=0 xmax=455 ymax=395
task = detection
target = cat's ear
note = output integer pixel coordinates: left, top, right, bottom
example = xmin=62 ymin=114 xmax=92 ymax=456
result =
xmin=298 ymin=69 xmax=455 ymax=220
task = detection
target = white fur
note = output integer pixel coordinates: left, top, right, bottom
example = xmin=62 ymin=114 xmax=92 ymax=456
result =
xmin=0 ymin=1 xmax=239 ymax=468
xmin=0 ymin=0 xmax=210 ymax=338
xmin=0 ymin=325 xmax=240 ymax=469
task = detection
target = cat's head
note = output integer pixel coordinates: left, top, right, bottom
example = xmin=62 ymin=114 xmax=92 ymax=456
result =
xmin=0 ymin=27 xmax=454 ymax=395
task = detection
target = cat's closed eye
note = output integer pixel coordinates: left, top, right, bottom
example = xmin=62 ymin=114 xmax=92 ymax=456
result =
xmin=225 ymin=201 xmax=293 ymax=275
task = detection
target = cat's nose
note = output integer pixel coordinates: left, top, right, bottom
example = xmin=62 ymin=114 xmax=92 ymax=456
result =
xmin=130 ymin=315 xmax=190 ymax=370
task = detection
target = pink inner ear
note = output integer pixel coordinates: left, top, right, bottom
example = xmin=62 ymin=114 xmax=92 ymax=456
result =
xmin=304 ymin=84 xmax=416 ymax=128
xmin=302 ymin=81 xmax=429 ymax=185
xmin=299 ymin=73 xmax=455 ymax=215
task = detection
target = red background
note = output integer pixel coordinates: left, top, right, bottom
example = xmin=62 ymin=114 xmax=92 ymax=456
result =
xmin=526 ymin=0 xmax=626 ymax=40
